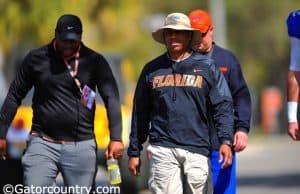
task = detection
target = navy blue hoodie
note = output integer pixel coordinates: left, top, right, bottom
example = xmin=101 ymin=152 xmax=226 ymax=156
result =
xmin=127 ymin=52 xmax=234 ymax=157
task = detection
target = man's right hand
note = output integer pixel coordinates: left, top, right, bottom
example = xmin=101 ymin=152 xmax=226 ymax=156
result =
xmin=288 ymin=122 xmax=300 ymax=141
xmin=105 ymin=140 xmax=124 ymax=159
xmin=0 ymin=139 xmax=7 ymax=160
xmin=128 ymin=156 xmax=141 ymax=176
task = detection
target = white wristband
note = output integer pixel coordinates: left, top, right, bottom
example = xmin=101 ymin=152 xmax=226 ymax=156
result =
xmin=288 ymin=101 xmax=298 ymax=122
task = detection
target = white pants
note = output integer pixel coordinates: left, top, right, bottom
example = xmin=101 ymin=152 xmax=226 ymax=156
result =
xmin=147 ymin=144 xmax=213 ymax=194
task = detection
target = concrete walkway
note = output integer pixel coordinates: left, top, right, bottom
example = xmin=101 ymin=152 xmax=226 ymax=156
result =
xmin=237 ymin=135 xmax=300 ymax=194
xmin=139 ymin=135 xmax=300 ymax=194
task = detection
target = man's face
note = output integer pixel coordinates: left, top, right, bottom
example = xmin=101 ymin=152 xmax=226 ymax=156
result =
xmin=193 ymin=28 xmax=213 ymax=53
xmin=163 ymin=29 xmax=192 ymax=55
xmin=55 ymin=35 xmax=81 ymax=58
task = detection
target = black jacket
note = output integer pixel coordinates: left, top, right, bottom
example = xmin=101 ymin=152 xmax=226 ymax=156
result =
xmin=127 ymin=52 xmax=234 ymax=157
xmin=0 ymin=40 xmax=122 ymax=141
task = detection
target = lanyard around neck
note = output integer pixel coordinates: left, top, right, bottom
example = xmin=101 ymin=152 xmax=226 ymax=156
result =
xmin=64 ymin=52 xmax=79 ymax=77
xmin=64 ymin=52 xmax=82 ymax=93
xmin=52 ymin=40 xmax=83 ymax=93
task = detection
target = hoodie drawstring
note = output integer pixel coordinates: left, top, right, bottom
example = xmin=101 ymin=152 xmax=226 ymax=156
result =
xmin=171 ymin=65 xmax=176 ymax=101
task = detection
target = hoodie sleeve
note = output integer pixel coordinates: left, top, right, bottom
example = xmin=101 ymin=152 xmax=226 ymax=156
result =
xmin=208 ymin=63 xmax=234 ymax=144
xmin=228 ymin=55 xmax=252 ymax=134
xmin=127 ymin=67 xmax=151 ymax=157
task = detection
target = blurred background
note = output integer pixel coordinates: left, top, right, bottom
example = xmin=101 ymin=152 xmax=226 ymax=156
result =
xmin=1 ymin=0 xmax=299 ymax=134
xmin=0 ymin=0 xmax=299 ymax=194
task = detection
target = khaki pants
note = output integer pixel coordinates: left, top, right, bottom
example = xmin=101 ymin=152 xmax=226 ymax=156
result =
xmin=147 ymin=144 xmax=213 ymax=194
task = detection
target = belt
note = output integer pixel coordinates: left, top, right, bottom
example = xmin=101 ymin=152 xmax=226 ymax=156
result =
xmin=31 ymin=131 xmax=78 ymax=144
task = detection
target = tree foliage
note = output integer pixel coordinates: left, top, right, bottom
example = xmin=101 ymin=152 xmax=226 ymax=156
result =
xmin=227 ymin=0 xmax=300 ymax=90
xmin=0 ymin=0 xmax=299 ymax=93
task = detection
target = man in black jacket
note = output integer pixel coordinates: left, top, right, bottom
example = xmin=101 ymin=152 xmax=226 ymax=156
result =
xmin=189 ymin=9 xmax=252 ymax=194
xmin=127 ymin=12 xmax=234 ymax=194
xmin=0 ymin=14 xmax=124 ymax=192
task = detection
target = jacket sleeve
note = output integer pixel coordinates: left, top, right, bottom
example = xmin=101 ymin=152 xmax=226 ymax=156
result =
xmin=96 ymin=55 xmax=122 ymax=141
xmin=228 ymin=55 xmax=252 ymax=134
xmin=0 ymin=52 xmax=34 ymax=139
xmin=127 ymin=68 xmax=151 ymax=157
xmin=208 ymin=63 xmax=234 ymax=143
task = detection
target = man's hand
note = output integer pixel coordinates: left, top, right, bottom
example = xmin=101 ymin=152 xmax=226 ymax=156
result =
xmin=219 ymin=144 xmax=232 ymax=169
xmin=128 ymin=157 xmax=141 ymax=176
xmin=288 ymin=122 xmax=300 ymax=141
xmin=0 ymin=139 xmax=7 ymax=160
xmin=105 ymin=140 xmax=124 ymax=159
xmin=233 ymin=131 xmax=249 ymax=152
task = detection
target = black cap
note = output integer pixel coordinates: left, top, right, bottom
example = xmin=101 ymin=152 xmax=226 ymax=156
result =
xmin=55 ymin=14 xmax=82 ymax=41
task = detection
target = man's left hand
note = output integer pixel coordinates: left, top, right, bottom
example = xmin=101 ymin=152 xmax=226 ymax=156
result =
xmin=233 ymin=131 xmax=249 ymax=152
xmin=105 ymin=140 xmax=124 ymax=159
xmin=219 ymin=144 xmax=232 ymax=169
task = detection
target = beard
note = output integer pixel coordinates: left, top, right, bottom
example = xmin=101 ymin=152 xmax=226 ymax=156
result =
xmin=56 ymin=46 xmax=78 ymax=59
